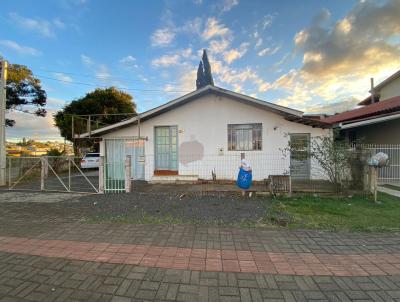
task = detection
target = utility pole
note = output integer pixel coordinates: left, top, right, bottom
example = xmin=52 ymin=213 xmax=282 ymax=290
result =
xmin=0 ymin=60 xmax=8 ymax=186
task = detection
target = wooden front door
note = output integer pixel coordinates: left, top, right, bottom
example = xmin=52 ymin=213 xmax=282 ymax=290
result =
xmin=154 ymin=126 xmax=178 ymax=174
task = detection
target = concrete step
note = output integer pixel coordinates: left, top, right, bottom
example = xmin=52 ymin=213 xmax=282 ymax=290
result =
xmin=149 ymin=175 xmax=199 ymax=184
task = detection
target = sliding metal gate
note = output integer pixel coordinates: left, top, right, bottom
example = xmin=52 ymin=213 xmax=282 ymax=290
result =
xmin=104 ymin=138 xmax=145 ymax=193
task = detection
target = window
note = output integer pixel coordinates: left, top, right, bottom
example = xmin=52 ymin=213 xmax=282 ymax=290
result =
xmin=228 ymin=124 xmax=262 ymax=151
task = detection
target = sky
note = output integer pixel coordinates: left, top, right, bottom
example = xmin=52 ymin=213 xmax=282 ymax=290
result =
xmin=1 ymin=0 xmax=400 ymax=141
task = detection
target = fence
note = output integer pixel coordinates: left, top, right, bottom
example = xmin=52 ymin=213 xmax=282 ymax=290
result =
xmin=358 ymin=144 xmax=400 ymax=185
xmin=5 ymin=156 xmax=99 ymax=193
xmin=6 ymin=145 xmax=398 ymax=194
xmin=136 ymin=152 xmax=336 ymax=193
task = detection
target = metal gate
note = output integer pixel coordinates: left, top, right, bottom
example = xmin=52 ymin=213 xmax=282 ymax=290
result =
xmin=104 ymin=138 xmax=145 ymax=193
xmin=6 ymin=156 xmax=99 ymax=193
xmin=361 ymin=144 xmax=400 ymax=185
xmin=289 ymin=133 xmax=311 ymax=180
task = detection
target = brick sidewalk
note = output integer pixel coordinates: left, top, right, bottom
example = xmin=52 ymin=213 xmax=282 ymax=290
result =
xmin=1 ymin=252 xmax=400 ymax=302
xmin=1 ymin=236 xmax=399 ymax=277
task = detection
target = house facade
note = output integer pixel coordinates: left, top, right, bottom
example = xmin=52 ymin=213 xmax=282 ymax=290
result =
xmin=87 ymin=86 xmax=331 ymax=182
xmin=323 ymin=69 xmax=400 ymax=144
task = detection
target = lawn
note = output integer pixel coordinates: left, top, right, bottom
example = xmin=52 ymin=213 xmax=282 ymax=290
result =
xmin=267 ymin=192 xmax=400 ymax=232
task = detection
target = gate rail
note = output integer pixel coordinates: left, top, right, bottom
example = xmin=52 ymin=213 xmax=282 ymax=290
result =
xmin=6 ymin=156 xmax=100 ymax=194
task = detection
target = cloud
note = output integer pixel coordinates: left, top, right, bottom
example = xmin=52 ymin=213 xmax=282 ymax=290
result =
xmin=305 ymin=98 xmax=360 ymax=114
xmin=80 ymin=54 xmax=123 ymax=87
xmin=6 ymin=109 xmax=62 ymax=141
xmin=95 ymin=65 xmax=111 ymax=81
xmin=53 ymin=18 xmax=66 ymax=29
xmin=209 ymin=39 xmax=231 ymax=54
xmin=120 ymin=55 xmax=138 ymax=69
xmin=223 ymin=42 xmax=249 ymax=64
xmin=272 ymin=0 xmax=400 ymax=110
xmin=294 ymin=0 xmax=400 ymax=80
xmin=53 ymin=73 xmax=73 ymax=83
xmin=120 ymin=55 xmax=136 ymax=63
xmin=46 ymin=98 xmax=67 ymax=110
xmin=0 ymin=40 xmax=41 ymax=56
xmin=258 ymin=46 xmax=281 ymax=57
xmin=149 ymin=16 xmax=269 ymax=96
xmin=151 ymin=28 xmax=176 ymax=47
xmin=255 ymin=38 xmax=263 ymax=48
xmin=58 ymin=0 xmax=88 ymax=9
xmin=9 ymin=13 xmax=66 ymax=37
xmin=80 ymin=54 xmax=94 ymax=66
xmin=152 ymin=48 xmax=194 ymax=68
xmin=152 ymin=54 xmax=180 ymax=67
xmin=202 ymin=18 xmax=231 ymax=40
xmin=220 ymin=0 xmax=239 ymax=12
xmin=262 ymin=14 xmax=275 ymax=30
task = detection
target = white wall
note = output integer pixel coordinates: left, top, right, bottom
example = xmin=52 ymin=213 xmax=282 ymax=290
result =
xmin=380 ymin=77 xmax=400 ymax=101
xmin=100 ymin=94 xmax=330 ymax=181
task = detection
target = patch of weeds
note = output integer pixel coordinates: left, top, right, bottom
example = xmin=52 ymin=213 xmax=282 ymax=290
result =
xmin=265 ymin=201 xmax=293 ymax=227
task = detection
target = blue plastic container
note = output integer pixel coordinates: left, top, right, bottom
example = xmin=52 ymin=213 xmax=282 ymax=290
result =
xmin=236 ymin=167 xmax=253 ymax=190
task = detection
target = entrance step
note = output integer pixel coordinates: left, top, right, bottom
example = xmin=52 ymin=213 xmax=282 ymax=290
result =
xmin=150 ymin=175 xmax=199 ymax=184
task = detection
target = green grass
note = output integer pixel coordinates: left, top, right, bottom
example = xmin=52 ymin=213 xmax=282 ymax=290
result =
xmin=266 ymin=193 xmax=400 ymax=232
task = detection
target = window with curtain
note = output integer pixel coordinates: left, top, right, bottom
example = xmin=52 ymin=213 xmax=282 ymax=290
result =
xmin=228 ymin=123 xmax=262 ymax=151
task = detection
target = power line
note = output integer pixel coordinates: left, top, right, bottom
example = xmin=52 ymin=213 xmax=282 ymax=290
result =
xmin=36 ymin=67 xmax=183 ymax=87
xmin=36 ymin=74 xmax=191 ymax=93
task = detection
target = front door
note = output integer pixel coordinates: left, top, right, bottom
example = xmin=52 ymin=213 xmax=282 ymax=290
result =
xmin=155 ymin=126 xmax=178 ymax=174
xmin=290 ymin=133 xmax=311 ymax=180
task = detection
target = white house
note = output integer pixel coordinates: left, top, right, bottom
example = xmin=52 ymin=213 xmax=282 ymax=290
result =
xmin=84 ymin=85 xmax=331 ymax=184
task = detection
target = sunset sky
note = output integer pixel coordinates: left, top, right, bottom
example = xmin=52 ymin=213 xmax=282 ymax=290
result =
xmin=1 ymin=0 xmax=400 ymax=141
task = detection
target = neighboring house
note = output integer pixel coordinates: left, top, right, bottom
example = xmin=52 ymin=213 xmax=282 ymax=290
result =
xmin=323 ymin=69 xmax=400 ymax=144
xmin=83 ymin=85 xmax=331 ymax=182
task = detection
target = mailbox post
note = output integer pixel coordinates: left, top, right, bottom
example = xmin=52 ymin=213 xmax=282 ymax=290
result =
xmin=368 ymin=152 xmax=389 ymax=203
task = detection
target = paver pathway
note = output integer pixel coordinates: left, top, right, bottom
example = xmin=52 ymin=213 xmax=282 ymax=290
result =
xmin=0 ymin=236 xmax=399 ymax=277
xmin=1 ymin=193 xmax=400 ymax=301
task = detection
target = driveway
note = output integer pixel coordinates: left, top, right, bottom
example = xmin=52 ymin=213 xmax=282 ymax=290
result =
xmin=0 ymin=191 xmax=399 ymax=301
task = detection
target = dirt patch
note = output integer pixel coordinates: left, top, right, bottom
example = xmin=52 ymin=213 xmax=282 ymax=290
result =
xmin=77 ymin=191 xmax=267 ymax=225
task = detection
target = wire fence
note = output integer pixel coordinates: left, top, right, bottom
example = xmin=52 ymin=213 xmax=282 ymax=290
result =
xmin=4 ymin=144 xmax=400 ymax=194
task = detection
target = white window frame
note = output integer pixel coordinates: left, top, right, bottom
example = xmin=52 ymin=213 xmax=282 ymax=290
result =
xmin=228 ymin=123 xmax=262 ymax=151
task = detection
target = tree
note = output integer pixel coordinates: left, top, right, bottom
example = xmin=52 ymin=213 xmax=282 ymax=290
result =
xmin=54 ymin=87 xmax=136 ymax=143
xmin=309 ymin=136 xmax=353 ymax=192
xmin=196 ymin=61 xmax=205 ymax=89
xmin=282 ymin=132 xmax=366 ymax=192
xmin=202 ymin=49 xmax=214 ymax=86
xmin=5 ymin=63 xmax=47 ymax=126
xmin=196 ymin=49 xmax=214 ymax=89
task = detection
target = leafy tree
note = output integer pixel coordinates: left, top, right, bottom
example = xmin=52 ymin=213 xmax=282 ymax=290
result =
xmin=5 ymin=62 xmax=47 ymax=126
xmin=282 ymin=132 xmax=367 ymax=192
xmin=54 ymin=87 xmax=136 ymax=142
xmin=196 ymin=49 xmax=214 ymax=89
xmin=46 ymin=148 xmax=64 ymax=156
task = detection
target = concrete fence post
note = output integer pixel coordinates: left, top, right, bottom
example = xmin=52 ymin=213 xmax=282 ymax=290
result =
xmin=40 ymin=157 xmax=46 ymax=191
xmin=44 ymin=156 xmax=49 ymax=178
xmin=99 ymin=156 xmax=104 ymax=193
xmin=125 ymin=155 xmax=132 ymax=193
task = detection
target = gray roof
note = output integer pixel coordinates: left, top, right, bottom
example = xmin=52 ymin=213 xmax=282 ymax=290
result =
xmin=79 ymin=85 xmax=329 ymax=138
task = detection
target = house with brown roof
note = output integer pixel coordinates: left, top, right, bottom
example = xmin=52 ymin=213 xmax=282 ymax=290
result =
xmin=322 ymin=69 xmax=400 ymax=144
